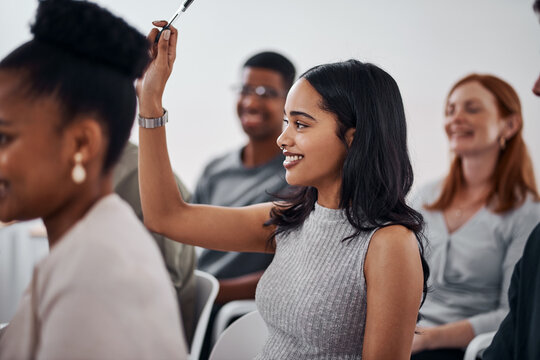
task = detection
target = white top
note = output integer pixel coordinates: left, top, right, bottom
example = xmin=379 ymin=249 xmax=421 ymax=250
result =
xmin=412 ymin=181 xmax=540 ymax=335
xmin=0 ymin=194 xmax=188 ymax=360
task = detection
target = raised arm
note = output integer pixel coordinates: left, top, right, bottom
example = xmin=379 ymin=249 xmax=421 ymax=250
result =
xmin=136 ymin=22 xmax=274 ymax=253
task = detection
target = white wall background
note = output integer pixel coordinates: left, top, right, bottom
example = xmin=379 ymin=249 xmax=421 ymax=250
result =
xmin=1 ymin=0 xmax=539 ymax=192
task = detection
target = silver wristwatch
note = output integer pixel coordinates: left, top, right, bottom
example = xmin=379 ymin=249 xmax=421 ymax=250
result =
xmin=138 ymin=108 xmax=168 ymax=128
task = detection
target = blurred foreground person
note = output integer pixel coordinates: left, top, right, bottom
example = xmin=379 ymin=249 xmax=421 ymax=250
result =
xmin=0 ymin=1 xmax=188 ymax=358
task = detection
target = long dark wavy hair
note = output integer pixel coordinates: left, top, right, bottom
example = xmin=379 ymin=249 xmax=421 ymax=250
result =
xmin=265 ymin=59 xmax=429 ymax=309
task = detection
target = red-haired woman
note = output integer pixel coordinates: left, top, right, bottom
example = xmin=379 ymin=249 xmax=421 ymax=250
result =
xmin=411 ymin=74 xmax=540 ymax=360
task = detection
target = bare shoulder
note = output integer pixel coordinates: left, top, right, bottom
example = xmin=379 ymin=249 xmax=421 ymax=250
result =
xmin=365 ymin=225 xmax=421 ymax=274
xmin=370 ymin=225 xmax=418 ymax=254
xmin=364 ymin=224 xmax=423 ymax=291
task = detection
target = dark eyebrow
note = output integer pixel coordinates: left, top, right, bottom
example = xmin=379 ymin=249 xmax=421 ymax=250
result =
xmin=285 ymin=110 xmax=317 ymax=121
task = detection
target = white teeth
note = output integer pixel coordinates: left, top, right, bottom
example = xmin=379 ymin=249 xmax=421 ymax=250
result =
xmin=285 ymin=155 xmax=303 ymax=162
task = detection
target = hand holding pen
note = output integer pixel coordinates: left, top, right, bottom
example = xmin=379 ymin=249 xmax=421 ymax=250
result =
xmin=154 ymin=0 xmax=197 ymax=43
xmin=137 ymin=21 xmax=178 ymax=118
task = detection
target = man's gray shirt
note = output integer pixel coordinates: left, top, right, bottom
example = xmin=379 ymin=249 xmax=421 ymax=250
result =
xmin=193 ymin=148 xmax=288 ymax=279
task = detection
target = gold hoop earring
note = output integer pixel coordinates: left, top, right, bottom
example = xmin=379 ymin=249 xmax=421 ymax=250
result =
xmin=72 ymin=152 xmax=86 ymax=184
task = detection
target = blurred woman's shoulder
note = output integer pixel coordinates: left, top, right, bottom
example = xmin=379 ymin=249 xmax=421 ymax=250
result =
xmin=409 ymin=179 xmax=444 ymax=210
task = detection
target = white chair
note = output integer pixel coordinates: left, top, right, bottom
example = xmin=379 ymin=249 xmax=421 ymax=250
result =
xmin=212 ymin=299 xmax=258 ymax=345
xmin=189 ymin=270 xmax=219 ymax=360
xmin=209 ymin=310 xmax=268 ymax=360
xmin=463 ymin=331 xmax=496 ymax=360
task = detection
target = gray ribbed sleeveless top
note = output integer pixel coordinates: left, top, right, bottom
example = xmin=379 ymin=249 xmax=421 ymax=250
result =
xmin=255 ymin=203 xmax=376 ymax=360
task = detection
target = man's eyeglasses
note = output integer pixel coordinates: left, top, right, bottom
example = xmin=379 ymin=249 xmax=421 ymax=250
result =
xmin=234 ymin=85 xmax=286 ymax=99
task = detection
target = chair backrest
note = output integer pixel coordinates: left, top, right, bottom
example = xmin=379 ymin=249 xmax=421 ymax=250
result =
xmin=212 ymin=299 xmax=257 ymax=345
xmin=208 ymin=311 xmax=268 ymax=360
xmin=463 ymin=331 xmax=496 ymax=360
xmin=189 ymin=270 xmax=219 ymax=360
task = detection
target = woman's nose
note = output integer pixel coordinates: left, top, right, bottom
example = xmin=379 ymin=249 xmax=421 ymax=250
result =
xmin=446 ymin=108 xmax=465 ymax=124
xmin=276 ymin=125 xmax=291 ymax=149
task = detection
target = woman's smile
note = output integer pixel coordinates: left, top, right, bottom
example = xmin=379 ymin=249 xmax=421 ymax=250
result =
xmin=283 ymin=151 xmax=304 ymax=168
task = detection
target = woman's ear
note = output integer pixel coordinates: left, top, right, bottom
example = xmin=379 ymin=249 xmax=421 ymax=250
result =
xmin=345 ymin=128 xmax=356 ymax=147
xmin=64 ymin=118 xmax=105 ymax=167
xmin=501 ymin=114 xmax=521 ymax=140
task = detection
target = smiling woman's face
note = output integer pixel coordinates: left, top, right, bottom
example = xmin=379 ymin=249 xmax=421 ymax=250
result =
xmin=0 ymin=71 xmax=75 ymax=222
xmin=444 ymin=81 xmax=506 ymax=157
xmin=277 ymin=78 xmax=348 ymax=193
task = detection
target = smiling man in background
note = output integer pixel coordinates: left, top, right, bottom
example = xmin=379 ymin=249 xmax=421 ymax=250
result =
xmin=193 ymin=50 xmax=295 ymax=359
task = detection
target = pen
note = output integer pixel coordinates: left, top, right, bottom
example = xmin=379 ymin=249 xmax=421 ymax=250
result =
xmin=155 ymin=0 xmax=197 ymax=43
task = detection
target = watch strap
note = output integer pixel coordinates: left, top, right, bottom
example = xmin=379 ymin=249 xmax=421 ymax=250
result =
xmin=138 ymin=108 xmax=168 ymax=128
